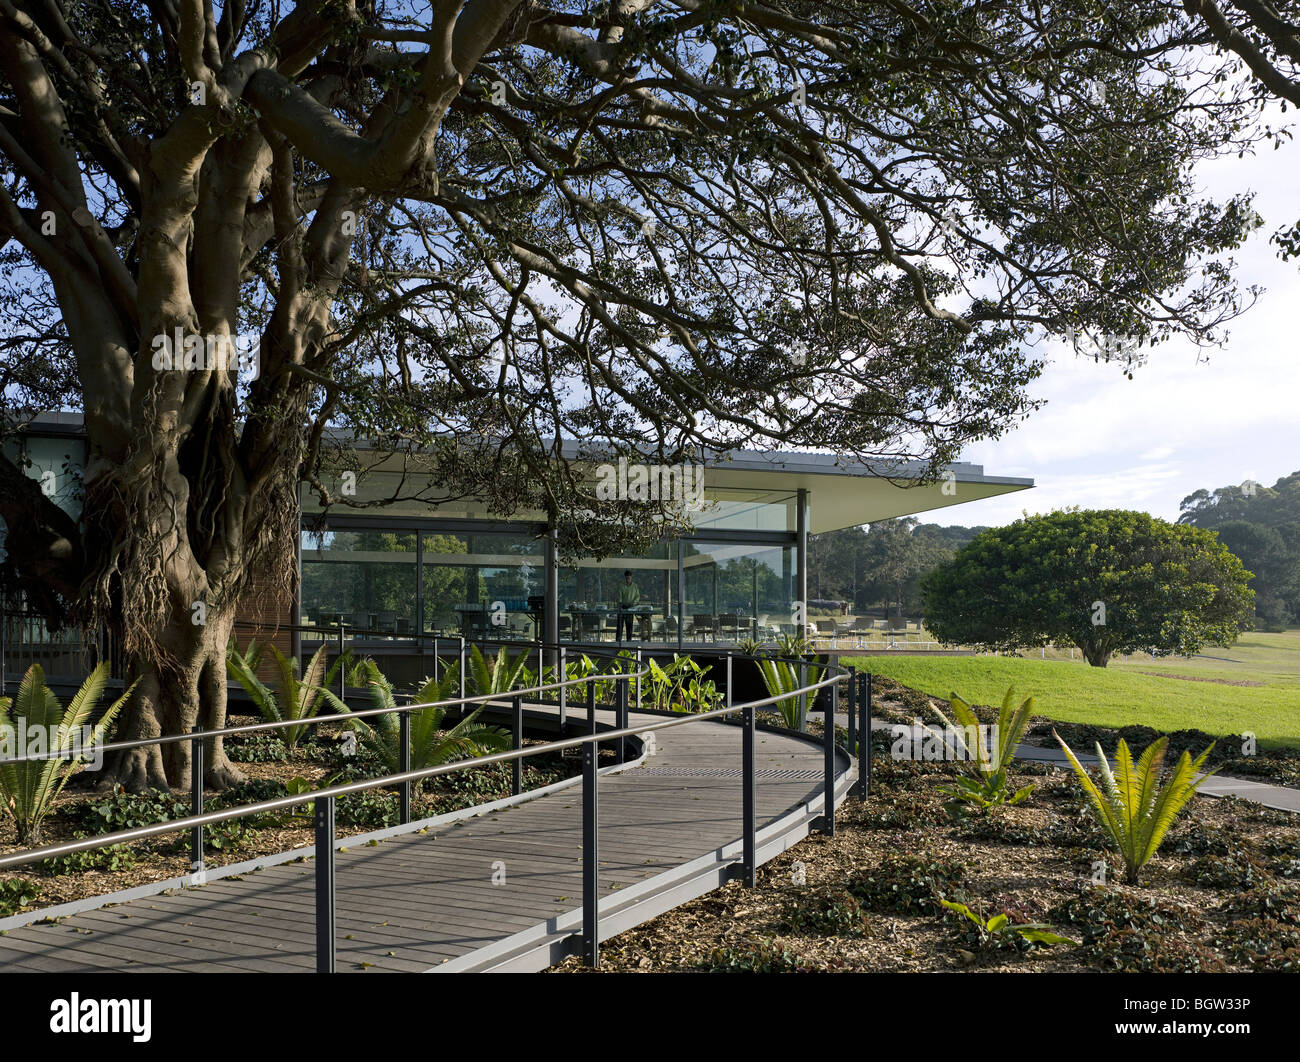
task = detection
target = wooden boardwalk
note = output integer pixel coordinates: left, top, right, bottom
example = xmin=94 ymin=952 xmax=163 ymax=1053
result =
xmin=0 ymin=707 xmax=852 ymax=972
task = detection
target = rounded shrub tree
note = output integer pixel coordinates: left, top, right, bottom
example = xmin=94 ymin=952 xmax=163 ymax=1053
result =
xmin=921 ymin=510 xmax=1253 ymax=666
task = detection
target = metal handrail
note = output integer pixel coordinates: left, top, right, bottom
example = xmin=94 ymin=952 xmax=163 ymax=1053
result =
xmin=0 ymin=667 xmax=839 ymax=870
xmin=0 ymin=647 xmax=870 ymax=972
xmin=0 ymin=640 xmax=638 ymax=765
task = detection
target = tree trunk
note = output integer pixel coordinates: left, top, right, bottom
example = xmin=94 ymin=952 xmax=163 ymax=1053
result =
xmin=1079 ymin=642 xmax=1111 ymax=668
xmin=100 ymin=608 xmax=245 ymax=792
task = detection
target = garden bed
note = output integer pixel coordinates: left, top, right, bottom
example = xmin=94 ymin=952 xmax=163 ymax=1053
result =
xmin=550 ymin=711 xmax=1300 ymax=973
xmin=0 ymin=713 xmax=583 ymax=920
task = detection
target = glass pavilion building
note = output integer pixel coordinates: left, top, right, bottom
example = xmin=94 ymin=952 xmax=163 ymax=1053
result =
xmin=3 ymin=413 xmax=1033 ymax=670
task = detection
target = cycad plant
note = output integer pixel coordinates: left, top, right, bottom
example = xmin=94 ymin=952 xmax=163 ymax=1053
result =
xmin=1055 ymin=732 xmax=1217 ymax=886
xmin=350 ymin=660 xmax=508 ymax=785
xmin=774 ymin=632 xmax=813 ymax=657
xmin=929 ymin=689 xmax=1036 ymax=813
xmin=465 ymin=644 xmax=535 ymax=697
xmin=0 ymin=662 xmax=137 ymax=844
xmin=755 ymin=656 xmax=824 ymax=731
xmin=226 ymin=641 xmax=352 ymax=749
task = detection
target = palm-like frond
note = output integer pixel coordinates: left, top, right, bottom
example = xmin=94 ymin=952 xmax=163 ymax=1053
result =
xmin=228 ymin=641 xmax=351 ymax=748
xmin=465 ymin=645 xmax=534 ymax=697
xmin=349 ymin=661 xmax=507 ymax=780
xmin=927 ymin=688 xmax=1036 ymax=811
xmin=756 ymin=657 xmax=823 ymax=730
xmin=0 ymin=663 xmax=137 ymax=844
xmin=1055 ymin=731 xmax=1217 ymax=885
xmin=226 ymin=639 xmax=280 ymax=721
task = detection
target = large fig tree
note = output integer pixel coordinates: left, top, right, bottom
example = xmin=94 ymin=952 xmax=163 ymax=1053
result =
xmin=0 ymin=1 xmax=1272 ymax=787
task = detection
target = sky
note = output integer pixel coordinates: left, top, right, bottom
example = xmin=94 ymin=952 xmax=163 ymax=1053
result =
xmin=949 ymin=117 xmax=1299 ymax=529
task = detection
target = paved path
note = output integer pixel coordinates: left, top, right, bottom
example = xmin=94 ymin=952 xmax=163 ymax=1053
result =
xmin=0 ymin=706 xmax=851 ymax=973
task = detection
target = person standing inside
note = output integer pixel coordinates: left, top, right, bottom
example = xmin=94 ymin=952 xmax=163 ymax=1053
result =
xmin=616 ymin=570 xmax=640 ymax=642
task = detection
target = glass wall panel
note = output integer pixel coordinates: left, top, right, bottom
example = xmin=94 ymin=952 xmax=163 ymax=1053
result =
xmin=1 ymin=436 xmax=86 ymax=612
xmin=23 ymin=437 xmax=85 ymax=518
xmin=300 ymin=530 xmax=418 ymax=636
xmin=423 ymin=530 xmax=546 ymax=640
xmin=681 ymin=541 xmax=794 ymax=642
xmin=691 ymin=488 xmax=797 ymax=533
xmin=559 ymin=540 xmax=676 ymax=643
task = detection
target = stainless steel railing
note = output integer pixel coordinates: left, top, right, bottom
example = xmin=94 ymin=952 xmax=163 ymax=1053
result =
xmin=0 ymin=647 xmax=874 ymax=971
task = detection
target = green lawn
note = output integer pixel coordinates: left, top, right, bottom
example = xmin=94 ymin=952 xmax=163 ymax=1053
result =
xmin=842 ymin=629 xmax=1300 ymax=751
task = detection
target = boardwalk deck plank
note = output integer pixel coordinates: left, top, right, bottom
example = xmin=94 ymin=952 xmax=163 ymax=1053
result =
xmin=0 ymin=705 xmax=848 ymax=973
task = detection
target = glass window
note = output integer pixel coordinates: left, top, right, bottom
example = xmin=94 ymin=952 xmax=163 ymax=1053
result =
xmin=300 ymin=529 xmax=418 ymax=636
xmin=691 ymin=488 xmax=797 ymax=532
xmin=422 ymin=530 xmax=546 ymax=639
xmin=682 ymin=541 xmax=794 ymax=642
xmin=21 ymin=436 xmax=85 ymax=519
xmin=559 ymin=541 xmax=676 ymax=643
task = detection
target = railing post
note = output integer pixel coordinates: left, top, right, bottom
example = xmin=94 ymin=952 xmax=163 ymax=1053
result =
xmin=860 ymin=671 xmax=871 ymax=799
xmin=337 ymin=623 xmax=346 ymax=700
xmin=399 ymin=710 xmax=412 ymax=824
xmin=615 ymin=672 xmax=628 ymax=764
xmin=512 ymin=694 xmax=524 ymax=796
xmin=635 ymin=647 xmax=642 ymax=711
xmin=799 ymin=653 xmax=808 ymax=731
xmin=582 ymin=736 xmax=600 ymax=968
xmin=559 ymin=646 xmax=567 ymax=728
xmin=846 ymin=668 xmax=857 ymax=762
xmin=459 ymin=637 xmax=466 ymax=702
xmin=587 ymin=676 xmax=597 ymax=736
xmin=315 ymin=795 xmax=336 ymax=974
xmin=433 ymin=636 xmax=440 ymax=682
xmin=738 ymin=651 xmax=756 ymax=884
xmin=823 ymin=672 xmax=836 ymax=836
xmin=190 ymin=725 xmax=204 ymax=876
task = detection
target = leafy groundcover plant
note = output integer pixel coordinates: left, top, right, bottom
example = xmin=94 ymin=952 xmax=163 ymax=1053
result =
xmin=349 ymin=659 xmax=509 ymax=784
xmin=941 ymin=899 xmax=1077 ymax=953
xmin=1056 ymin=732 xmax=1217 ymax=885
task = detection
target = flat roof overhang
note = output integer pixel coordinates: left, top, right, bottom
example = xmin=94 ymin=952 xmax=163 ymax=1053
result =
xmin=698 ymin=452 xmax=1032 ymax=533
xmin=19 ymin=413 xmax=1032 ymax=533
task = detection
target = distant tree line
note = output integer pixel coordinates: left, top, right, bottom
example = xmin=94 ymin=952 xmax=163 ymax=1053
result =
xmin=812 ymin=468 xmax=1300 ymax=634
xmin=808 ymin=520 xmax=985 ymax=619
xmin=1178 ymin=472 xmax=1300 ymax=631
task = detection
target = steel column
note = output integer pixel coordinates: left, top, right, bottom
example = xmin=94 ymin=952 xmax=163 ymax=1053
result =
xmin=190 ymin=725 xmax=204 ymax=874
xmin=795 ymin=488 xmax=808 ymax=639
xmin=582 ymin=738 xmax=599 ymax=967
xmin=399 ymin=711 xmax=412 ymax=824
xmin=315 ymin=795 xmax=336 ymax=974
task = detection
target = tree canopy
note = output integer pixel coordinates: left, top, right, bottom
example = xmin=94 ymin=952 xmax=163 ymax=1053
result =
xmin=1179 ymin=470 xmax=1300 ymax=628
xmin=921 ymin=509 xmax=1254 ymax=665
xmin=0 ymin=0 xmax=1280 ymax=786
